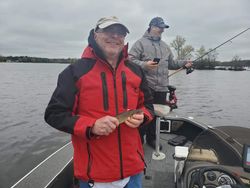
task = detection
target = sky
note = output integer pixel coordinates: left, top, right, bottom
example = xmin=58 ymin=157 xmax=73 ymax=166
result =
xmin=0 ymin=0 xmax=249 ymax=61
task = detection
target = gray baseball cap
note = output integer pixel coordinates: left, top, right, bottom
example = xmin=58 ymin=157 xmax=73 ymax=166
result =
xmin=95 ymin=16 xmax=129 ymax=33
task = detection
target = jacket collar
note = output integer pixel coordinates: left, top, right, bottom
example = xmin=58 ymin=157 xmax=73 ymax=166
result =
xmin=143 ymin=30 xmax=161 ymax=42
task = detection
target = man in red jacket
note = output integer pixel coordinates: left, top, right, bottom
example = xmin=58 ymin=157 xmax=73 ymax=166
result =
xmin=45 ymin=16 xmax=154 ymax=188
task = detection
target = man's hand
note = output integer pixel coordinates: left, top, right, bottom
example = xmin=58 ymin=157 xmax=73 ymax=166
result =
xmin=92 ymin=116 xmax=119 ymax=136
xmin=184 ymin=60 xmax=194 ymax=74
xmin=125 ymin=112 xmax=144 ymax=128
xmin=184 ymin=60 xmax=193 ymax=68
xmin=145 ymin=60 xmax=158 ymax=69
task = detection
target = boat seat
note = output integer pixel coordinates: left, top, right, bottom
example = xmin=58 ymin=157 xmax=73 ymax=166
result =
xmin=151 ymin=104 xmax=171 ymax=160
xmin=173 ymin=146 xmax=189 ymax=182
xmin=153 ymin=104 xmax=171 ymax=117
xmin=188 ymin=148 xmax=219 ymax=163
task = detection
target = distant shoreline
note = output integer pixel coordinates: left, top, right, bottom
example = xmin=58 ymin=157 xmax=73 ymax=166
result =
xmin=1 ymin=56 xmax=79 ymax=64
xmin=1 ymin=56 xmax=250 ymax=70
xmin=1 ymin=61 xmax=71 ymax=64
xmin=1 ymin=62 xmax=250 ymax=71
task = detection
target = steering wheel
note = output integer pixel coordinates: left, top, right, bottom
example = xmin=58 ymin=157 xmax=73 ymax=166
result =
xmin=196 ymin=166 xmax=245 ymax=188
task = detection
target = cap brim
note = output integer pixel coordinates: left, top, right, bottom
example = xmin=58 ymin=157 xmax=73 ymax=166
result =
xmin=98 ymin=21 xmax=130 ymax=33
xmin=158 ymin=24 xmax=169 ymax=28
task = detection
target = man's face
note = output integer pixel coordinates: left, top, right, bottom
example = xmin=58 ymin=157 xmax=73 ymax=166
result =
xmin=150 ymin=26 xmax=164 ymax=37
xmin=94 ymin=25 xmax=126 ymax=58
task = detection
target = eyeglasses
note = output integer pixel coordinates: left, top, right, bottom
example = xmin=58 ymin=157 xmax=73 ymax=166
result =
xmin=95 ymin=26 xmax=127 ymax=37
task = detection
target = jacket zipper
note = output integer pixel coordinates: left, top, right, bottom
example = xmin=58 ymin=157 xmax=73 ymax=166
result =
xmin=121 ymin=71 xmax=128 ymax=109
xmin=101 ymin=72 xmax=109 ymax=111
xmin=113 ymin=71 xmax=124 ymax=179
xmin=95 ymin=57 xmax=125 ymax=179
xmin=152 ymin=42 xmax=160 ymax=86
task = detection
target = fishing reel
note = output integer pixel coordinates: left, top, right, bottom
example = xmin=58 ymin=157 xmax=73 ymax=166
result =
xmin=182 ymin=63 xmax=194 ymax=75
xmin=166 ymin=85 xmax=177 ymax=110
xmin=186 ymin=66 xmax=194 ymax=74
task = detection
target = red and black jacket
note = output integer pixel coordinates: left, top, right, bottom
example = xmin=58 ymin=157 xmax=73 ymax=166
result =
xmin=44 ymin=29 xmax=154 ymax=182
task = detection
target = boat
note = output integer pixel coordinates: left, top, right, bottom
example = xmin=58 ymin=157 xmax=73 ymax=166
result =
xmin=10 ymin=104 xmax=250 ymax=188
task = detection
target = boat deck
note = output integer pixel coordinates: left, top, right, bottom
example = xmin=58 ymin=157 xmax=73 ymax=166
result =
xmin=142 ymin=133 xmax=178 ymax=188
xmin=12 ymin=112 xmax=205 ymax=188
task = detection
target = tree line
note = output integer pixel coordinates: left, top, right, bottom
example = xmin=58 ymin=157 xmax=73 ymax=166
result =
xmin=170 ymin=35 xmax=250 ymax=69
xmin=0 ymin=56 xmax=79 ymax=64
xmin=1 ymin=35 xmax=250 ymax=69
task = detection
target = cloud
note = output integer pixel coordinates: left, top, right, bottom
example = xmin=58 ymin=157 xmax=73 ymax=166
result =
xmin=0 ymin=0 xmax=249 ymax=61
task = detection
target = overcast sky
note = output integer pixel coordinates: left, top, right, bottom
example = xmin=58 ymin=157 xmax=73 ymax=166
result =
xmin=0 ymin=0 xmax=249 ymax=61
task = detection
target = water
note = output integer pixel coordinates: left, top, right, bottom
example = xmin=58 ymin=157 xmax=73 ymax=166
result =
xmin=0 ymin=63 xmax=250 ymax=187
xmin=170 ymin=70 xmax=250 ymax=127
xmin=0 ymin=63 xmax=70 ymax=188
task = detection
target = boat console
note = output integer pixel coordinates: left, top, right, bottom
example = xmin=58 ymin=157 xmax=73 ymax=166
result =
xmin=243 ymin=144 xmax=250 ymax=172
xmin=174 ymin=126 xmax=250 ymax=188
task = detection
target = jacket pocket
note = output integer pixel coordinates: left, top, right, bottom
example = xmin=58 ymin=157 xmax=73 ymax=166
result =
xmin=101 ymin=72 xmax=109 ymax=111
xmin=137 ymin=150 xmax=147 ymax=168
xmin=121 ymin=71 xmax=128 ymax=109
xmin=86 ymin=143 xmax=93 ymax=181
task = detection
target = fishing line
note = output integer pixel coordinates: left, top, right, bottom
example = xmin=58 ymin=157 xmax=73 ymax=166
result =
xmin=168 ymin=28 xmax=250 ymax=78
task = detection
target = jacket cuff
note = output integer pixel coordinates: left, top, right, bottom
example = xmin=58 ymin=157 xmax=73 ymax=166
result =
xmin=86 ymin=127 xmax=95 ymax=140
xmin=74 ymin=116 xmax=96 ymax=139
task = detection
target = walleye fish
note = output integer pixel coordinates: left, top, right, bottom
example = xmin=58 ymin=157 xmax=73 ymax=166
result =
xmin=116 ymin=109 xmax=143 ymax=124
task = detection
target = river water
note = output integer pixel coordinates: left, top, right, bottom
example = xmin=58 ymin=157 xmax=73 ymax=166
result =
xmin=0 ymin=63 xmax=250 ymax=188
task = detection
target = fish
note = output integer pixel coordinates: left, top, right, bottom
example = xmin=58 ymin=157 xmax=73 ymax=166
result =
xmin=116 ymin=109 xmax=143 ymax=124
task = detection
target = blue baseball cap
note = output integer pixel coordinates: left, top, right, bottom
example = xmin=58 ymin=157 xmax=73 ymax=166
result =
xmin=149 ymin=17 xmax=169 ymax=28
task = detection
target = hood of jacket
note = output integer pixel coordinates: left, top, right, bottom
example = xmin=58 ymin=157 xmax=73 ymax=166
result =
xmin=143 ymin=30 xmax=161 ymax=42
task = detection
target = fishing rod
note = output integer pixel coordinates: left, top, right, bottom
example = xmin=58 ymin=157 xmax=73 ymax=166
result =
xmin=168 ymin=27 xmax=250 ymax=78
